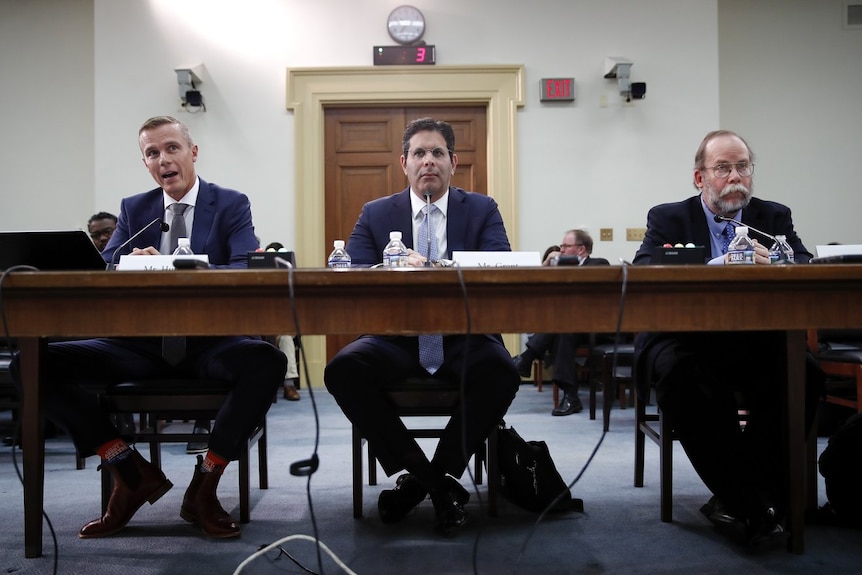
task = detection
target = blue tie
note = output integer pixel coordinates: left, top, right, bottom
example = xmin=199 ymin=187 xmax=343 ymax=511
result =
xmin=417 ymin=205 xmax=444 ymax=374
xmin=721 ymin=222 xmax=735 ymax=254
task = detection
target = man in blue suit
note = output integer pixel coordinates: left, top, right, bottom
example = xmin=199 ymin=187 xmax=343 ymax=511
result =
xmin=324 ymin=117 xmax=520 ymax=534
xmin=12 ymin=116 xmax=286 ymax=540
xmin=632 ymin=129 xmax=823 ymax=546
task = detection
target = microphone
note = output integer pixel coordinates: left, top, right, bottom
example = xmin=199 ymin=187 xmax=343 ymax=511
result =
xmin=713 ymin=213 xmax=777 ymax=245
xmin=423 ymin=190 xmax=433 ymax=267
xmin=107 ymin=218 xmax=169 ymax=270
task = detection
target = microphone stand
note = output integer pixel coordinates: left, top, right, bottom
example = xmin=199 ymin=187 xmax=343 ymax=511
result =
xmin=713 ymin=214 xmax=778 ymax=245
xmin=423 ymin=191 xmax=433 ymax=267
xmin=108 ymin=218 xmax=169 ymax=270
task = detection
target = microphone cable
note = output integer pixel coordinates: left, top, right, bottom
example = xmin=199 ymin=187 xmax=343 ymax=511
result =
xmin=0 ymin=265 xmax=60 ymax=575
xmin=514 ymin=259 xmax=630 ymax=573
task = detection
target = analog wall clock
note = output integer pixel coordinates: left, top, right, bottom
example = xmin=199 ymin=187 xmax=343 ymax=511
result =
xmin=387 ymin=5 xmax=425 ymax=45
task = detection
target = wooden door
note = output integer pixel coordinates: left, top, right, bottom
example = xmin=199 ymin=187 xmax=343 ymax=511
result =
xmin=323 ymin=105 xmax=487 ymax=358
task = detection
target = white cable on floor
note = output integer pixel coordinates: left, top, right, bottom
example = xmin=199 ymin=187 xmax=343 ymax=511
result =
xmin=233 ymin=534 xmax=359 ymax=575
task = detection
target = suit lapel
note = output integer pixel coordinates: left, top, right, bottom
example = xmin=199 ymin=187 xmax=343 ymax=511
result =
xmin=190 ymin=179 xmax=215 ymax=254
xmin=445 ymin=187 xmax=467 ymax=253
xmin=390 ymin=188 xmax=417 ymax=249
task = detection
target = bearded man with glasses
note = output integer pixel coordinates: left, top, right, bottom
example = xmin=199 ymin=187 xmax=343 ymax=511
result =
xmin=631 ymin=130 xmax=824 ymax=547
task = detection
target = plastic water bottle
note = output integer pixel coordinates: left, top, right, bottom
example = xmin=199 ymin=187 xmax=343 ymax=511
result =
xmin=172 ymin=238 xmax=194 ymax=256
xmin=382 ymin=231 xmax=409 ymax=268
xmin=768 ymin=234 xmax=795 ymax=264
xmin=727 ymin=226 xmax=755 ymax=265
xmin=327 ymin=239 xmax=351 ymax=269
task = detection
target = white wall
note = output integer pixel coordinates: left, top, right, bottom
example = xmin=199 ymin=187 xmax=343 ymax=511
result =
xmin=1 ymin=0 xmax=859 ymax=262
xmin=0 ymin=0 xmax=93 ymax=232
xmin=719 ymin=0 xmax=862 ymax=249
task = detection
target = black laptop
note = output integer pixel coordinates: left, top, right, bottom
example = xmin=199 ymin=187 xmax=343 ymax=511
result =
xmin=0 ymin=230 xmax=107 ymax=271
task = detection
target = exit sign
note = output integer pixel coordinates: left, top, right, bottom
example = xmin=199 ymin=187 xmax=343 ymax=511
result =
xmin=540 ymin=78 xmax=575 ymax=102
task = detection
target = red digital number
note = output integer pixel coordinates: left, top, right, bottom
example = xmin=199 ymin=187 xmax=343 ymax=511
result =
xmin=415 ymin=47 xmax=426 ymax=63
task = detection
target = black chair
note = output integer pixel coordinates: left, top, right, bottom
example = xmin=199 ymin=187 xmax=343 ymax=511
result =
xmin=0 ymin=341 xmax=87 ymax=469
xmin=587 ymin=341 xmax=635 ymax=431
xmin=809 ymin=329 xmax=862 ymax=413
xmin=98 ymin=378 xmax=268 ymax=523
xmin=351 ymin=376 xmax=498 ymax=518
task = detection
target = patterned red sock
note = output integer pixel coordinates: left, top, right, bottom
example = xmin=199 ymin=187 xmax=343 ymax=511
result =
xmin=96 ymin=438 xmax=131 ymax=463
xmin=201 ymin=451 xmax=228 ymax=473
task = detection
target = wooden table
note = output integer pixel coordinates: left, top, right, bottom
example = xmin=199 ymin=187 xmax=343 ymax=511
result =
xmin=5 ymin=265 xmax=862 ymax=556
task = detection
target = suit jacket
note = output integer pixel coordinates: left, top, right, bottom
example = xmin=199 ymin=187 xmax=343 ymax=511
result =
xmin=346 ymin=187 xmax=511 ymax=266
xmin=583 ymin=256 xmax=610 ymax=266
xmin=632 ymin=194 xmax=812 ymax=399
xmin=102 ymin=178 xmax=258 ymax=269
xmin=633 ymin=195 xmax=811 ymax=264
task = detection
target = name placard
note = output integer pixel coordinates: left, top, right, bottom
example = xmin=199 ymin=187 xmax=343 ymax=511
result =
xmin=451 ymin=251 xmax=541 ymax=268
xmin=117 ymin=254 xmax=209 ymax=271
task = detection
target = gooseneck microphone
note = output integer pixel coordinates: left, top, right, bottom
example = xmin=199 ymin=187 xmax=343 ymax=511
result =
xmin=107 ymin=218 xmax=170 ymax=270
xmin=423 ymin=190 xmax=433 ymax=267
xmin=713 ymin=213 xmax=777 ymax=245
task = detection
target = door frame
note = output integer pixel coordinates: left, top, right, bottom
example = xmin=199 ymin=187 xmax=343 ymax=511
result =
xmin=286 ymin=65 xmax=525 ymax=385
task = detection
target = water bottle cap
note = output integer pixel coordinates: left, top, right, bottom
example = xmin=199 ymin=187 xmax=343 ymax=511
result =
xmin=178 ymin=238 xmax=190 ymax=246
xmin=389 ymin=231 xmax=402 ymax=241
xmin=735 ymin=226 xmax=748 ymax=235
xmin=333 ymin=240 xmax=345 ymax=249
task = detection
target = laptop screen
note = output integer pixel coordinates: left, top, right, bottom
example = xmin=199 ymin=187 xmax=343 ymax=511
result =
xmin=0 ymin=230 xmax=107 ymax=271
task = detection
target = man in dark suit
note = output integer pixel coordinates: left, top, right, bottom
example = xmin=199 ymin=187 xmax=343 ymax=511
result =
xmin=324 ymin=117 xmax=520 ymax=534
xmin=632 ymin=129 xmax=823 ymax=546
xmin=513 ymin=229 xmax=611 ymax=415
xmin=12 ymin=116 xmax=286 ymax=540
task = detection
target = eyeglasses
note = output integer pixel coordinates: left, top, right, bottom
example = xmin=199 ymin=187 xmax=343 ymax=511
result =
xmin=705 ymin=161 xmax=754 ymax=178
xmin=89 ymin=227 xmax=115 ymax=239
xmin=408 ymin=147 xmax=450 ymax=160
xmin=560 ymin=243 xmax=583 ymax=250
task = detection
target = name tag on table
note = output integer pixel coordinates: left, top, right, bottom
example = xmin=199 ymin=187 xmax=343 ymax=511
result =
xmin=117 ymin=254 xmax=210 ymax=271
xmin=452 ymin=251 xmax=541 ymax=268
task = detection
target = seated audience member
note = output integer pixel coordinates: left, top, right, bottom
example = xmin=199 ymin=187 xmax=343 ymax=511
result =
xmin=324 ymin=117 xmax=520 ymax=534
xmin=541 ymin=243 xmax=561 ymax=266
xmin=11 ymin=116 xmax=287 ymax=540
xmin=87 ymin=211 xmax=118 ymax=252
xmin=514 ymin=229 xmax=610 ymax=416
xmin=632 ymin=129 xmax=824 ymax=546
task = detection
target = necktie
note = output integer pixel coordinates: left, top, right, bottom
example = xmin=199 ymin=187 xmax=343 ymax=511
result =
xmin=417 ymin=205 xmax=444 ymax=374
xmin=167 ymin=203 xmax=189 ymax=254
xmin=721 ymin=222 xmax=735 ymax=254
xmin=163 ymin=203 xmax=189 ymax=364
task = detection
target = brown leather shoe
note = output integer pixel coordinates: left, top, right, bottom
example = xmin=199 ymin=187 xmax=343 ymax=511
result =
xmin=180 ymin=455 xmax=241 ymax=538
xmin=283 ymin=381 xmax=300 ymax=401
xmin=79 ymin=449 xmax=173 ymax=538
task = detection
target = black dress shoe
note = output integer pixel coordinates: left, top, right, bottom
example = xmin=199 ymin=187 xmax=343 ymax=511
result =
xmin=430 ymin=484 xmax=469 ymax=535
xmin=444 ymin=476 xmax=470 ymax=506
xmin=746 ymin=507 xmax=786 ymax=546
xmin=551 ymin=394 xmax=583 ymax=416
xmin=512 ymin=354 xmax=534 ymax=379
xmin=378 ymin=473 xmax=428 ymax=524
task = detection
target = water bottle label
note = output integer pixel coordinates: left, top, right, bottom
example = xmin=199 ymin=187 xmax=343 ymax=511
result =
xmin=727 ymin=249 xmax=754 ymax=264
xmin=769 ymin=251 xmax=780 ymax=264
xmin=328 ymin=260 xmax=350 ymax=269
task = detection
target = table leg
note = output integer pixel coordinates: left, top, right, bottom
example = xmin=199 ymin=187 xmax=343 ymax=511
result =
xmin=784 ymin=330 xmax=806 ymax=554
xmin=19 ymin=337 xmax=45 ymax=558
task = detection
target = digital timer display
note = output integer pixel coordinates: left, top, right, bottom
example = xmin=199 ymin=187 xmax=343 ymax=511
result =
xmin=373 ymin=45 xmax=436 ymax=66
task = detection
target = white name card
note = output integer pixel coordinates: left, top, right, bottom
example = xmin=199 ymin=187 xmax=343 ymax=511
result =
xmin=451 ymin=251 xmax=541 ymax=268
xmin=117 ymin=254 xmax=209 ymax=271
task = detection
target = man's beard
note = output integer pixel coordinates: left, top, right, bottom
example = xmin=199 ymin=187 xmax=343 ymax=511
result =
xmin=709 ymin=182 xmax=752 ymax=214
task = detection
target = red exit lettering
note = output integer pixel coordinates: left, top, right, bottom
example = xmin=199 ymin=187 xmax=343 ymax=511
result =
xmin=540 ymin=78 xmax=575 ymax=102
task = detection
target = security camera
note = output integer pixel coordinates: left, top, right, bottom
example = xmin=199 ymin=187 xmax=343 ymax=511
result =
xmin=604 ymin=57 xmax=633 ymax=79
xmin=630 ymin=82 xmax=647 ymax=100
xmin=174 ymin=64 xmax=205 ymax=111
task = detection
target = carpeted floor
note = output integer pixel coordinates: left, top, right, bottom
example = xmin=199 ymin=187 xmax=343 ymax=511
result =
xmin=1 ymin=383 xmax=861 ymax=574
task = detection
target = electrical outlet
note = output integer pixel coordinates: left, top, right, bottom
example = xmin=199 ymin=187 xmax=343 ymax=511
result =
xmin=626 ymin=227 xmax=646 ymax=241
xmin=600 ymin=228 xmax=613 ymax=241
